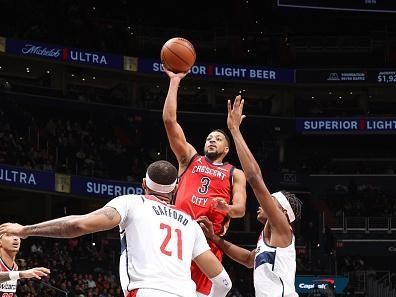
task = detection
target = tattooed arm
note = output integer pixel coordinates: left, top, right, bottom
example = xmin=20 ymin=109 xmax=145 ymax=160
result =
xmin=0 ymin=207 xmax=121 ymax=239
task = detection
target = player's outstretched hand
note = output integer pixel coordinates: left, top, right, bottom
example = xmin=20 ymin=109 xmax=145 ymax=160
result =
xmin=20 ymin=267 xmax=51 ymax=280
xmin=0 ymin=223 xmax=26 ymax=239
xmin=197 ymin=216 xmax=216 ymax=241
xmin=163 ymin=66 xmax=189 ymax=80
xmin=227 ymin=95 xmax=246 ymax=132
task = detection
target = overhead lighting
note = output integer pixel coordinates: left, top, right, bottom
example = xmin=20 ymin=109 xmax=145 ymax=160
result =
xmin=349 ymin=91 xmax=353 ymax=95
xmin=71 ymin=74 xmax=75 ymax=77
xmin=26 ymin=67 xmax=30 ymax=73
xmin=82 ymin=78 xmax=86 ymax=81
xmin=46 ymin=70 xmax=50 ymax=74
xmin=311 ymin=96 xmax=315 ymax=99
xmin=92 ymin=76 xmax=96 ymax=80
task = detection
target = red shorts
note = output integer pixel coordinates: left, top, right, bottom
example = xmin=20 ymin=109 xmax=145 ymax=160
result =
xmin=191 ymin=241 xmax=223 ymax=295
xmin=127 ymin=290 xmax=138 ymax=297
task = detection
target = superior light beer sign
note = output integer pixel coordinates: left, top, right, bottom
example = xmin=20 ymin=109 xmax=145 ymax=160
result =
xmin=138 ymin=58 xmax=295 ymax=83
xmin=296 ymin=118 xmax=396 ymax=134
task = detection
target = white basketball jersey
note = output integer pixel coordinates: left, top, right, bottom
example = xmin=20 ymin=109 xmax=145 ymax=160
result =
xmin=254 ymin=231 xmax=299 ymax=297
xmin=106 ymin=194 xmax=210 ymax=297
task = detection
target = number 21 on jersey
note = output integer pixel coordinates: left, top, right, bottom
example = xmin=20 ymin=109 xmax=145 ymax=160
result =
xmin=159 ymin=223 xmax=183 ymax=260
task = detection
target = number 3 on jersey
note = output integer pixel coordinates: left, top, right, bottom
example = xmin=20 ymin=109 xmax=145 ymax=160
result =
xmin=198 ymin=177 xmax=211 ymax=194
xmin=160 ymin=223 xmax=183 ymax=260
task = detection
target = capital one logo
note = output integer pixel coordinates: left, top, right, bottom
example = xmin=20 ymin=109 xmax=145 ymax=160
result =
xmin=22 ymin=44 xmax=61 ymax=58
xmin=299 ymin=279 xmax=335 ymax=290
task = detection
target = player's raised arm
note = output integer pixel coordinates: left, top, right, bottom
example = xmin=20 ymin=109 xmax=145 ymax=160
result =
xmin=227 ymin=96 xmax=290 ymax=234
xmin=198 ymin=216 xmax=255 ymax=268
xmin=162 ymin=68 xmax=197 ymax=169
xmin=0 ymin=206 xmax=121 ymax=239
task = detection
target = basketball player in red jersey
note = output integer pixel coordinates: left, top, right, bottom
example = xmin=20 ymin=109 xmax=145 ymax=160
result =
xmin=163 ymin=68 xmax=247 ymax=297
xmin=0 ymin=233 xmax=50 ymax=295
xmin=0 ymin=233 xmax=20 ymax=296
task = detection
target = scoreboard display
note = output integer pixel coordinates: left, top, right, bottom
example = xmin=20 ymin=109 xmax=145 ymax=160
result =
xmin=277 ymin=0 xmax=396 ymax=13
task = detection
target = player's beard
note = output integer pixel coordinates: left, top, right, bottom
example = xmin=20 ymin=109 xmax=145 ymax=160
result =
xmin=204 ymin=150 xmax=222 ymax=161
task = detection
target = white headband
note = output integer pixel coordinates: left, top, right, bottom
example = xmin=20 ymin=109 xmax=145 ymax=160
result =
xmin=145 ymin=173 xmax=177 ymax=193
xmin=272 ymin=191 xmax=295 ymax=223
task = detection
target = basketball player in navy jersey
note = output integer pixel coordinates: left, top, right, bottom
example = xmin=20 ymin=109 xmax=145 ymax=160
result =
xmin=199 ymin=96 xmax=302 ymax=297
xmin=162 ymin=68 xmax=247 ymax=297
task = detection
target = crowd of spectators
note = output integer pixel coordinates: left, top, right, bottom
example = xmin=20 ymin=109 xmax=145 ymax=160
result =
xmin=16 ymin=237 xmax=122 ymax=297
xmin=0 ymin=88 xmax=279 ymax=183
xmin=328 ymin=181 xmax=396 ymax=217
xmin=1 ymin=0 xmax=395 ymax=67
xmin=0 ymin=93 xmax=157 ymax=181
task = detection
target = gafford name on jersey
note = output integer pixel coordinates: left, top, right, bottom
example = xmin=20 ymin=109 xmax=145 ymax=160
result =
xmin=152 ymin=204 xmax=189 ymax=226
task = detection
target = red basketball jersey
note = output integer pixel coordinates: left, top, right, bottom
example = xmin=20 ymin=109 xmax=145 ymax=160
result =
xmin=175 ymin=155 xmax=234 ymax=234
xmin=0 ymin=257 xmax=18 ymax=297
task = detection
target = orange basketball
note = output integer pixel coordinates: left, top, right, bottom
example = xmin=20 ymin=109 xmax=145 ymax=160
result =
xmin=160 ymin=37 xmax=196 ymax=73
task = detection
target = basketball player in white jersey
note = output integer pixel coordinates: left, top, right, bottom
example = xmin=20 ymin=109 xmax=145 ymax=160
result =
xmin=0 ymin=160 xmax=232 ymax=297
xmin=0 ymin=233 xmax=50 ymax=295
xmin=199 ymin=96 xmax=302 ymax=297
